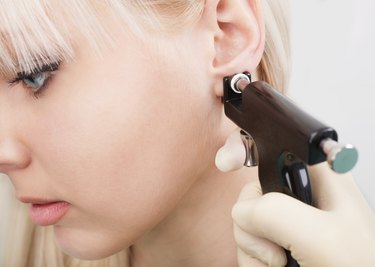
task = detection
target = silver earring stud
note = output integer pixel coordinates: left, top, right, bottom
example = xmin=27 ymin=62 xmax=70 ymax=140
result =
xmin=230 ymin=73 xmax=251 ymax=94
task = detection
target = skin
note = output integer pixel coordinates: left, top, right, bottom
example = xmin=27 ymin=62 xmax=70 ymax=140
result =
xmin=0 ymin=0 xmax=265 ymax=266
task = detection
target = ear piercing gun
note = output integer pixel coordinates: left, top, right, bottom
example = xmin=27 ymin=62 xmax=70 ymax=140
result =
xmin=229 ymin=73 xmax=358 ymax=174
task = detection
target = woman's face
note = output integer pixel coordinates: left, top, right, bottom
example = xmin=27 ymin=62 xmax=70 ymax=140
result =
xmin=0 ymin=17 xmax=222 ymax=259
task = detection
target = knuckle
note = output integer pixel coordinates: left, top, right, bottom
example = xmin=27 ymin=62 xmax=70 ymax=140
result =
xmin=232 ymin=200 xmax=258 ymax=229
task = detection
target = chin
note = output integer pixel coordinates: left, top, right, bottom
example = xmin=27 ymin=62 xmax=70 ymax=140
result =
xmin=53 ymin=225 xmax=130 ymax=260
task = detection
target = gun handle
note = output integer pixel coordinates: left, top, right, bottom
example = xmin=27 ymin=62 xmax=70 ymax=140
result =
xmin=286 ymin=250 xmax=300 ymax=267
xmin=281 ymin=154 xmax=313 ymax=267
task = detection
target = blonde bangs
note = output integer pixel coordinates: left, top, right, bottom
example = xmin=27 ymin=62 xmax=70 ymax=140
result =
xmin=0 ymin=1 xmax=136 ymax=79
xmin=0 ymin=0 xmax=205 ymax=79
xmin=0 ymin=1 xmax=99 ymax=77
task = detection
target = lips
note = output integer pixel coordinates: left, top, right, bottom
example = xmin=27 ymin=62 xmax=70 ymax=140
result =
xmin=29 ymin=201 xmax=71 ymax=226
xmin=17 ymin=196 xmax=71 ymax=226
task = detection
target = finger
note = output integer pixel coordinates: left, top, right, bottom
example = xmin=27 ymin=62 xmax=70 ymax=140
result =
xmin=234 ymin=223 xmax=286 ymax=267
xmin=237 ymin=247 xmax=267 ymax=267
xmin=308 ymin=163 xmax=367 ymax=210
xmin=232 ymin=192 xmax=325 ymax=251
xmin=215 ymin=130 xmax=246 ymax=172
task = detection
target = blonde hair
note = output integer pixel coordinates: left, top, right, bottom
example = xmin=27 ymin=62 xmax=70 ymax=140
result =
xmin=0 ymin=1 xmax=290 ymax=266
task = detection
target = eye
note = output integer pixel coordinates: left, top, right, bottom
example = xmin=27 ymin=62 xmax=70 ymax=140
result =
xmin=8 ymin=62 xmax=60 ymax=98
xmin=22 ymin=72 xmax=52 ymax=93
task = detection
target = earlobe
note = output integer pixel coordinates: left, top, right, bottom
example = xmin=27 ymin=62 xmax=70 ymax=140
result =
xmin=209 ymin=0 xmax=265 ymax=96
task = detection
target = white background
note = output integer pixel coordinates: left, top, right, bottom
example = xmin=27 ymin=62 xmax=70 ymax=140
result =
xmin=289 ymin=0 xmax=375 ymax=209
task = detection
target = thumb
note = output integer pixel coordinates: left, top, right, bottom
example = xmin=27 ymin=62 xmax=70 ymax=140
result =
xmin=232 ymin=187 xmax=326 ymax=252
xmin=308 ymin=163 xmax=368 ymax=211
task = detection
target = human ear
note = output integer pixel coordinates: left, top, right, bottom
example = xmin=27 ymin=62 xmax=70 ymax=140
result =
xmin=203 ymin=0 xmax=265 ymax=96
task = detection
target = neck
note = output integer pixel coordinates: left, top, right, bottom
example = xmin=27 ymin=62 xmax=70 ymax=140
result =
xmin=129 ymin=166 xmax=258 ymax=267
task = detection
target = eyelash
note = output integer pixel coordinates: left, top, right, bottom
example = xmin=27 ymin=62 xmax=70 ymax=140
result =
xmin=8 ymin=62 xmax=60 ymax=99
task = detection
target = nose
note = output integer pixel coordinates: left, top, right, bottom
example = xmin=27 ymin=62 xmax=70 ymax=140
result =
xmin=0 ymin=85 xmax=32 ymax=174
xmin=0 ymin=138 xmax=31 ymax=174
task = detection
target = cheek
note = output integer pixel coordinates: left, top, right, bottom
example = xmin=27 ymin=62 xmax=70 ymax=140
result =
xmin=26 ymin=43 xmax=215 ymax=256
xmin=38 ymin=75 xmax=194 ymax=205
